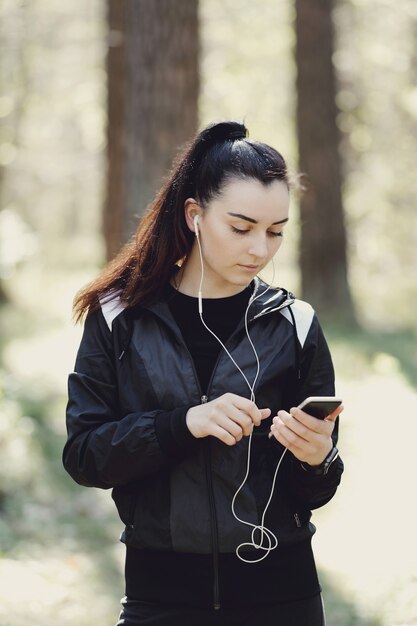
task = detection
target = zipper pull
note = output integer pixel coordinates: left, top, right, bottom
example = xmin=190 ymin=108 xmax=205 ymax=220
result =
xmin=201 ymin=395 xmax=208 ymax=404
xmin=294 ymin=513 xmax=301 ymax=528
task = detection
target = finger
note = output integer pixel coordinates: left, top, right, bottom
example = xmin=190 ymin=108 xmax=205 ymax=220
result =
xmin=244 ymin=401 xmax=271 ymax=427
xmin=260 ymin=408 xmax=272 ymax=420
xmin=269 ymin=413 xmax=288 ymax=439
xmin=269 ymin=423 xmax=279 ymax=441
xmin=210 ymin=424 xmax=238 ymax=446
xmin=223 ymin=394 xmax=271 ymax=426
xmin=289 ymin=407 xmax=331 ymax=434
xmin=229 ymin=395 xmax=263 ymax=426
xmin=324 ymin=403 xmax=344 ymax=423
xmin=270 ymin=422 xmax=310 ymax=455
xmin=275 ymin=411 xmax=313 ymax=443
xmin=269 ymin=422 xmax=290 ymax=446
xmin=245 ymin=403 xmax=269 ymax=426
xmin=223 ymin=405 xmax=254 ymax=436
xmin=217 ymin=413 xmax=246 ymax=440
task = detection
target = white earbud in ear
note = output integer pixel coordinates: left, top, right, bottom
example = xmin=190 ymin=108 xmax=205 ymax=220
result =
xmin=193 ymin=214 xmax=200 ymax=237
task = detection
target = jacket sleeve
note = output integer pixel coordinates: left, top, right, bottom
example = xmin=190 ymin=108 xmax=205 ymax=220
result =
xmin=63 ymin=308 xmax=195 ymax=490
xmin=284 ymin=314 xmax=344 ymax=510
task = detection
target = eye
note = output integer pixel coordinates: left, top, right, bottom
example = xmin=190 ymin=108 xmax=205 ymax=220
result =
xmin=268 ymin=231 xmax=283 ymax=238
xmin=231 ymin=226 xmax=250 ymax=235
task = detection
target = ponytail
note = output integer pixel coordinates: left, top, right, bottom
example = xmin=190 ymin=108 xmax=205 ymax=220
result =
xmin=73 ymin=120 xmax=288 ymax=321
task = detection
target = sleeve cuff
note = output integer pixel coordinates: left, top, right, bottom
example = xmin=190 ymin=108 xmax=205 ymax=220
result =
xmin=154 ymin=406 xmax=196 ymax=460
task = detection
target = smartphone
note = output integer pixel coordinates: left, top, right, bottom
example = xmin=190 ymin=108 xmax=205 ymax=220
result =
xmin=268 ymin=396 xmax=343 ymax=438
xmin=297 ymin=396 xmax=343 ymax=420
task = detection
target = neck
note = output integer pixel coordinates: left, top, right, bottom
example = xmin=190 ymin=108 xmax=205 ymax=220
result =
xmin=173 ymin=249 xmax=250 ymax=299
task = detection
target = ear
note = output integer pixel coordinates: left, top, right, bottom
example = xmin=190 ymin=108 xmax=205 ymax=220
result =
xmin=184 ymin=198 xmax=202 ymax=233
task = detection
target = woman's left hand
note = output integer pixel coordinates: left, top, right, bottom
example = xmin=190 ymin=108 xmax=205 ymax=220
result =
xmin=269 ymin=404 xmax=344 ymax=467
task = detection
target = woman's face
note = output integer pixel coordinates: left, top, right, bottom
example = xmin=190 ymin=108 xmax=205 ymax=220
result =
xmin=186 ymin=177 xmax=290 ymax=297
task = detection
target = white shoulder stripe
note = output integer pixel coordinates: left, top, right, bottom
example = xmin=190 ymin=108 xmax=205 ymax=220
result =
xmin=100 ymin=291 xmax=126 ymax=331
xmin=279 ymin=299 xmax=314 ymax=348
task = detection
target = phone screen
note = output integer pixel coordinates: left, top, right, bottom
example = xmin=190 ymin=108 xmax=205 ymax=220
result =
xmin=298 ymin=397 xmax=342 ymax=420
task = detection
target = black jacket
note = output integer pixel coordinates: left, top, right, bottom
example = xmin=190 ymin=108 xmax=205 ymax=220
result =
xmin=63 ymin=280 xmax=343 ymax=556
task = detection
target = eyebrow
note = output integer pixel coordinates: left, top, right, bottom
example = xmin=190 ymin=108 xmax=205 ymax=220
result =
xmin=227 ymin=212 xmax=289 ymax=226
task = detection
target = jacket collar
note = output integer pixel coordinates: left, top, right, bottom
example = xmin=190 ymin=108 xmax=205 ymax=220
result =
xmin=143 ymin=276 xmax=295 ymax=327
xmin=247 ymin=277 xmax=295 ymax=321
xmin=117 ymin=278 xmax=296 ymax=361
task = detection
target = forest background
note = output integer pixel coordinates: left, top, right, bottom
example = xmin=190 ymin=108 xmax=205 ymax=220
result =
xmin=0 ymin=1 xmax=416 ymax=625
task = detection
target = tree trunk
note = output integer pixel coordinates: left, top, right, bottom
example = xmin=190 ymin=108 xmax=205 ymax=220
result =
xmin=104 ymin=0 xmax=199 ymax=261
xmin=295 ymin=0 xmax=354 ymax=321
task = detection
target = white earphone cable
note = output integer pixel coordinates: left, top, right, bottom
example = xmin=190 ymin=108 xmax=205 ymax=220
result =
xmin=194 ymin=219 xmax=287 ymax=563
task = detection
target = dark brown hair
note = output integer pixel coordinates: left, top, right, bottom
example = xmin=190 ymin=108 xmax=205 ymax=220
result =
xmin=73 ymin=120 xmax=289 ymax=321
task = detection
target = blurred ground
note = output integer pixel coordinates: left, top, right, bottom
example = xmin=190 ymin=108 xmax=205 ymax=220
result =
xmin=314 ymin=345 xmax=417 ymax=625
xmin=0 ymin=266 xmax=416 ymax=625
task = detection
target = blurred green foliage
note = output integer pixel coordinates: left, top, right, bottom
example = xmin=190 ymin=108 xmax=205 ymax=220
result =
xmin=1 ymin=0 xmax=416 ymax=327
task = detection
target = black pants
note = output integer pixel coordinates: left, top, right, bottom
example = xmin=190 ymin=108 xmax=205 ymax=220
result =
xmin=116 ymin=594 xmax=325 ymax=626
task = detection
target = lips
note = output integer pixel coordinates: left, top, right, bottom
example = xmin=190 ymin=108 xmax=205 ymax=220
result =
xmin=239 ymin=264 xmax=260 ymax=271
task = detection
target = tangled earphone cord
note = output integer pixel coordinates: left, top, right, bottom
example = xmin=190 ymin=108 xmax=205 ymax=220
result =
xmin=195 ymin=229 xmax=287 ymax=562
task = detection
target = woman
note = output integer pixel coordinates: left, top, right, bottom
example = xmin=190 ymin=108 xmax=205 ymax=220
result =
xmin=63 ymin=120 xmax=344 ymax=626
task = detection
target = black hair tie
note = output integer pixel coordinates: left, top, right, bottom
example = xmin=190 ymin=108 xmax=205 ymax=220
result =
xmin=228 ymin=128 xmax=248 ymax=140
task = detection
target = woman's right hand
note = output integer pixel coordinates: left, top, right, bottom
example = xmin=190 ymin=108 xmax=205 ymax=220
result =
xmin=186 ymin=393 xmax=271 ymax=446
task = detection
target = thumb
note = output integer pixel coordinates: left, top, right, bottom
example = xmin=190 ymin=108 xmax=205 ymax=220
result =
xmin=260 ymin=408 xmax=272 ymax=420
xmin=324 ymin=404 xmax=344 ymax=423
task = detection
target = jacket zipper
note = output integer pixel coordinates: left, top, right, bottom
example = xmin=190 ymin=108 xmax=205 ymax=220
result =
xmin=150 ymin=299 xmax=294 ymax=611
xmin=198 ymin=322 xmax=269 ymax=612
xmin=294 ymin=512 xmax=302 ymax=528
xmin=177 ymin=343 xmax=222 ymax=611
xmin=201 ymin=395 xmax=221 ymax=610
xmin=200 ymin=345 xmax=235 ymax=612
xmin=175 ymin=336 xmax=221 ymax=607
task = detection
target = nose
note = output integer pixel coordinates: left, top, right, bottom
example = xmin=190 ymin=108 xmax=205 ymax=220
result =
xmin=248 ymin=234 xmax=268 ymax=260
